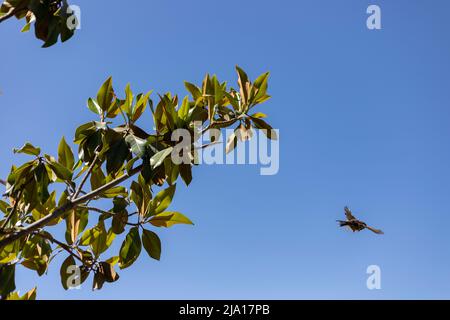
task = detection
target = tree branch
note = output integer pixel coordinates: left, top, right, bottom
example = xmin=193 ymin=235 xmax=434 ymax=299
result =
xmin=0 ymin=164 xmax=143 ymax=248
xmin=0 ymin=179 xmax=5 ymax=186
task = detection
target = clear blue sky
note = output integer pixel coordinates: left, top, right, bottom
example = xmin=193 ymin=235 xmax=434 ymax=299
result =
xmin=1 ymin=0 xmax=450 ymax=299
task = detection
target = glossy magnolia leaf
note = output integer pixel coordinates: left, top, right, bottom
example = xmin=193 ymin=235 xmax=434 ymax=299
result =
xmin=58 ymin=137 xmax=75 ymax=170
xmin=13 ymin=142 xmax=41 ymax=156
xmin=142 ymin=229 xmax=161 ymax=261
xmin=123 ymin=83 xmax=134 ymax=116
xmin=81 ymin=221 xmax=113 ymax=257
xmin=6 ymin=287 xmax=37 ymax=300
xmin=178 ymin=96 xmax=190 ymax=121
xmin=236 ymin=65 xmax=250 ymax=106
xmin=149 ymin=211 xmax=194 ymax=228
xmin=130 ymin=181 xmax=144 ymax=214
xmin=47 ymin=160 xmax=72 ymax=181
xmin=79 ymin=222 xmax=103 ymax=246
xmin=148 ymin=184 xmax=176 ymax=216
xmin=93 ymin=271 xmax=105 ymax=291
xmin=179 ymin=164 xmax=192 ymax=186
xmin=184 ymin=82 xmax=202 ymax=101
xmin=105 ymin=256 xmax=120 ymax=266
xmin=106 ymin=139 xmax=129 ymax=175
xmin=0 ymin=240 xmax=19 ymax=264
xmin=226 ymin=131 xmax=238 ymax=154
xmin=251 ymin=117 xmax=278 ymax=140
xmin=87 ymin=98 xmax=103 ymax=115
xmin=131 ymin=90 xmax=152 ymax=122
xmin=90 ymin=166 xmax=106 ymax=190
xmin=0 ymin=200 xmax=9 ymax=214
xmin=150 ymin=147 xmax=173 ymax=169
xmin=99 ymin=261 xmax=120 ymax=283
xmin=112 ymin=210 xmax=128 ymax=235
xmin=0 ymin=264 xmax=16 ymax=298
xmin=119 ymin=227 xmax=141 ymax=269
xmin=250 ymin=112 xmax=267 ymax=119
xmin=97 ymin=77 xmax=114 ymax=112
xmin=102 ymin=186 xmax=128 ymax=198
xmin=60 ymin=255 xmax=76 ymax=290
xmin=21 ymin=256 xmax=49 ymax=276
xmin=237 ymin=123 xmax=253 ymax=142
xmin=125 ymin=134 xmax=147 ymax=158
xmin=65 ymin=208 xmax=89 ymax=245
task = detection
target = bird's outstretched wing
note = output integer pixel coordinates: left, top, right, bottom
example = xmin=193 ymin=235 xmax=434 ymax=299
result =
xmin=366 ymin=225 xmax=384 ymax=235
xmin=344 ymin=206 xmax=356 ymax=221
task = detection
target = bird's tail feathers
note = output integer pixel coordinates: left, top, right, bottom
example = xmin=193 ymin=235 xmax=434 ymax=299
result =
xmin=337 ymin=220 xmax=348 ymax=227
xmin=366 ymin=226 xmax=384 ymax=234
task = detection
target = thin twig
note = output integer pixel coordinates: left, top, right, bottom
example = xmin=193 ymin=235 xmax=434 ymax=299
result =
xmin=79 ymin=206 xmax=111 ymax=216
xmin=72 ymin=152 xmax=99 ymax=200
xmin=80 ymin=206 xmax=141 ymax=226
xmin=0 ymin=179 xmax=6 ymax=186
xmin=34 ymin=232 xmax=83 ymax=263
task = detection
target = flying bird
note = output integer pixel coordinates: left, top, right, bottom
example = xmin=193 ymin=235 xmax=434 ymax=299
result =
xmin=337 ymin=206 xmax=384 ymax=234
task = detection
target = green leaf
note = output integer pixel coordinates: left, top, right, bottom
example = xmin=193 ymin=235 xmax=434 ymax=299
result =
xmin=88 ymin=221 xmax=111 ymax=257
xmin=142 ymin=229 xmax=161 ymax=260
xmin=97 ymin=77 xmax=114 ymax=112
xmin=184 ymin=82 xmax=202 ymax=100
xmin=112 ymin=210 xmax=128 ymax=235
xmin=148 ymin=184 xmax=176 ymax=216
xmin=87 ymin=98 xmax=103 ymax=115
xmin=0 ymin=264 xmax=16 ymax=298
xmin=150 ymin=147 xmax=173 ymax=169
xmin=250 ymin=112 xmax=267 ymax=119
xmin=13 ymin=142 xmax=40 ymax=156
xmin=21 ymin=21 xmax=31 ymax=33
xmin=47 ymin=161 xmax=73 ymax=181
xmin=58 ymin=137 xmax=75 ymax=170
xmin=236 ymin=65 xmax=249 ymax=105
xmin=93 ymin=271 xmax=105 ymax=290
xmin=90 ymin=166 xmax=106 ymax=190
xmin=125 ymin=134 xmax=148 ymax=158
xmin=225 ymin=131 xmax=238 ymax=154
xmin=179 ymin=164 xmax=192 ymax=186
xmin=178 ymin=96 xmax=190 ymax=121
xmin=119 ymin=227 xmax=142 ymax=269
xmin=21 ymin=256 xmax=49 ymax=276
xmin=102 ymin=186 xmax=128 ymax=198
xmin=7 ymin=287 xmax=37 ymax=300
xmin=106 ymin=139 xmax=129 ymax=175
xmin=0 ymin=200 xmax=9 ymax=214
xmin=99 ymin=261 xmax=120 ymax=283
xmin=149 ymin=211 xmax=194 ymax=228
xmin=0 ymin=240 xmax=19 ymax=264
xmin=132 ymin=90 xmax=152 ymax=122
xmin=60 ymin=255 xmax=76 ymax=290
xmin=251 ymin=117 xmax=278 ymax=140
xmin=79 ymin=222 xmax=102 ymax=246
